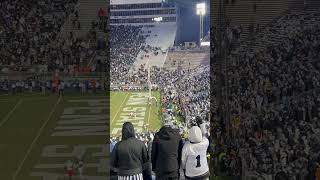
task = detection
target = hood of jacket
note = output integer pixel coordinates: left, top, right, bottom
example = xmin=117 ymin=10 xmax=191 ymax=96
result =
xmin=122 ymin=122 xmax=135 ymax=140
xmin=188 ymin=126 xmax=202 ymax=143
xmin=159 ymin=126 xmax=177 ymax=140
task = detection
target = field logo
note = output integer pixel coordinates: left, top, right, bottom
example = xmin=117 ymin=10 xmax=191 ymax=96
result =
xmin=52 ymin=99 xmax=107 ymax=136
xmin=112 ymin=92 xmax=148 ymax=135
xmin=31 ymin=99 xmax=107 ymax=179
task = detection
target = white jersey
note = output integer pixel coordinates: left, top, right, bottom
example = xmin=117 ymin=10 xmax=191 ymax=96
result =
xmin=181 ymin=125 xmax=209 ymax=178
xmin=182 ymin=137 xmax=209 ymax=177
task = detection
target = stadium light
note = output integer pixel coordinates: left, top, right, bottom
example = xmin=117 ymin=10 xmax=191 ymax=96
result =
xmin=196 ymin=2 xmax=206 ymax=44
xmin=153 ymin=17 xmax=163 ymax=22
xmin=196 ymin=3 xmax=206 ymax=16
xmin=200 ymin=41 xmax=210 ymax=46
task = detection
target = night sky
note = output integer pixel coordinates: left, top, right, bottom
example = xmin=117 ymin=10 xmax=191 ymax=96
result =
xmin=175 ymin=0 xmax=210 ymax=44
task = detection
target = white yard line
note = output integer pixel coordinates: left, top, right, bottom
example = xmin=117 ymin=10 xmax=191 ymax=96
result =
xmin=11 ymin=96 xmax=61 ymax=180
xmin=110 ymin=93 xmax=130 ymax=125
xmin=0 ymin=99 xmax=23 ymax=128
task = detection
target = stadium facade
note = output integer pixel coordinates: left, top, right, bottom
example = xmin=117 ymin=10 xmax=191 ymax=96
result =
xmin=110 ymin=0 xmax=178 ymax=25
xmin=110 ymin=0 xmax=179 ymax=69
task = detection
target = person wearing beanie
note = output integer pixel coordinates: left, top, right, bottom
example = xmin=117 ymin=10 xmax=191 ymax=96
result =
xmin=111 ymin=122 xmax=151 ymax=180
xmin=181 ymin=116 xmax=210 ymax=180
xmin=275 ymin=171 xmax=288 ymax=180
xmin=151 ymin=113 xmax=183 ymax=180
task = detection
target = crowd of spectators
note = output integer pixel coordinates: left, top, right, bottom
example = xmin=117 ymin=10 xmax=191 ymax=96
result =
xmin=110 ymin=25 xmax=146 ymax=83
xmin=110 ymin=63 xmax=210 ymax=143
xmin=0 ymin=0 xmax=78 ymax=68
xmin=211 ymin=9 xmax=320 ymax=179
xmin=110 ymin=23 xmax=210 ymax=139
xmin=0 ymin=0 xmax=107 ymax=74
xmin=175 ymin=65 xmax=210 ymax=122
xmin=0 ymin=77 xmax=106 ymax=94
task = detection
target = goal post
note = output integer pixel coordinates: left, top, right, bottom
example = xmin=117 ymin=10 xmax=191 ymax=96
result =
xmin=147 ymin=63 xmax=157 ymax=105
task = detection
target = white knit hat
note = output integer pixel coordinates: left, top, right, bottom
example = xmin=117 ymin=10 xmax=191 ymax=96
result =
xmin=188 ymin=126 xmax=202 ymax=143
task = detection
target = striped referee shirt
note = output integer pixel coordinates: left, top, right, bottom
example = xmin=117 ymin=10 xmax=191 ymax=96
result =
xmin=118 ymin=173 xmax=143 ymax=180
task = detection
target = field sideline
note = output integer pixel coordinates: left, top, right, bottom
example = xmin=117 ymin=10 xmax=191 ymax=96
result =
xmin=0 ymin=93 xmax=108 ymax=180
xmin=110 ymin=91 xmax=161 ymax=136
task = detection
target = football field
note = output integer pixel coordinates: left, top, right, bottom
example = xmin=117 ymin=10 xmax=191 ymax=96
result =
xmin=110 ymin=91 xmax=161 ymax=136
xmin=0 ymin=93 xmax=108 ymax=180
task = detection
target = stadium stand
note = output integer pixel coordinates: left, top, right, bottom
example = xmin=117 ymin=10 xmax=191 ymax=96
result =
xmin=0 ymin=0 xmax=78 ymax=68
xmin=211 ymin=6 xmax=320 ymax=179
xmin=132 ymin=23 xmax=177 ymax=69
xmin=163 ymin=50 xmax=210 ymax=70
xmin=0 ymin=0 xmax=109 ymax=178
xmin=110 ymin=1 xmax=211 ymax=179
xmin=0 ymin=0 xmax=108 ymax=94
xmin=110 ymin=25 xmax=146 ymax=83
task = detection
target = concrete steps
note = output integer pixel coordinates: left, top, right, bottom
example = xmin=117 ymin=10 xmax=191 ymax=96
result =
xmin=163 ymin=51 xmax=209 ymax=70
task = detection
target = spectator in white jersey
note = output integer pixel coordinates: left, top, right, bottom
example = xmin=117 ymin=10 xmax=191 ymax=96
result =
xmin=181 ymin=116 xmax=210 ymax=180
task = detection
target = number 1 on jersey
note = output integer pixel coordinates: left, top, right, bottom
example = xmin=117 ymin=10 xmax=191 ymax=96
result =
xmin=196 ymin=155 xmax=201 ymax=168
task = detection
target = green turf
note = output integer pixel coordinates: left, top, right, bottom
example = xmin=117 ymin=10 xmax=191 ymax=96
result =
xmin=110 ymin=91 xmax=161 ymax=136
xmin=0 ymin=93 xmax=108 ymax=180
